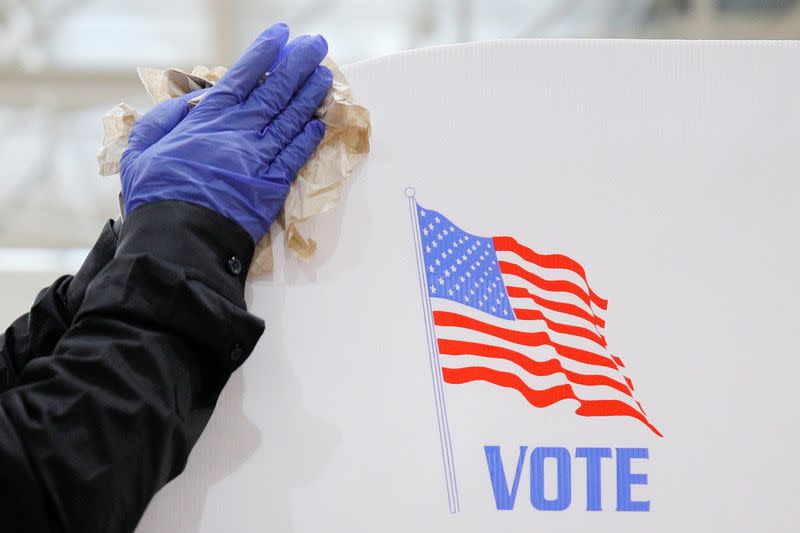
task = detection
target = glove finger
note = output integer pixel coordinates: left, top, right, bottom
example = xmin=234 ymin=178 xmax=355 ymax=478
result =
xmin=204 ymin=23 xmax=289 ymax=108
xmin=267 ymin=34 xmax=300 ymax=71
xmin=126 ymin=89 xmax=207 ymax=152
xmin=265 ymin=119 xmax=325 ymax=183
xmin=247 ymin=34 xmax=328 ymax=125
xmin=257 ymin=66 xmax=332 ymax=159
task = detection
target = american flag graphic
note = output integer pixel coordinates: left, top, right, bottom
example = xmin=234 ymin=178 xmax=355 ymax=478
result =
xmin=412 ymin=200 xmax=661 ymax=438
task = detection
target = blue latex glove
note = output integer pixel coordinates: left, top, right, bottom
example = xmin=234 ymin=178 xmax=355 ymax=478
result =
xmin=120 ymin=23 xmax=332 ymax=243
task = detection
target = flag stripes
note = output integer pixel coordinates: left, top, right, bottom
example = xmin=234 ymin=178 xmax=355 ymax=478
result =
xmin=413 ymin=201 xmax=660 ymax=437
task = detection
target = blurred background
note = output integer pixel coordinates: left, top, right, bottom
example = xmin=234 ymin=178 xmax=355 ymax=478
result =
xmin=1 ymin=0 xmax=799 ymax=324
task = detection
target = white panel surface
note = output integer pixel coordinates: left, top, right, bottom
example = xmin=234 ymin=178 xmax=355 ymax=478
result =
xmin=136 ymin=39 xmax=800 ymax=532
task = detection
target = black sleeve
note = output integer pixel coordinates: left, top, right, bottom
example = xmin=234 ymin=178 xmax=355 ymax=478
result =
xmin=0 ymin=219 xmax=121 ymax=393
xmin=0 ymin=201 xmax=265 ymax=533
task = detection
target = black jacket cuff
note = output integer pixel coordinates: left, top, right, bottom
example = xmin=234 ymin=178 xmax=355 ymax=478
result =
xmin=112 ymin=200 xmax=263 ymax=372
xmin=117 ymin=201 xmax=254 ymax=307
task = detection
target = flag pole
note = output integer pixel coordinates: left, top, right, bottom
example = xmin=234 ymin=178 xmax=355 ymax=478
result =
xmin=405 ymin=186 xmax=460 ymax=514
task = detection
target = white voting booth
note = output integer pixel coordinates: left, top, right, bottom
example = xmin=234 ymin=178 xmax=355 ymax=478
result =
xmin=136 ymin=40 xmax=800 ymax=532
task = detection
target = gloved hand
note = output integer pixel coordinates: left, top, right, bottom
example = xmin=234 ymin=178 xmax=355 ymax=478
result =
xmin=120 ymin=23 xmax=332 ymax=243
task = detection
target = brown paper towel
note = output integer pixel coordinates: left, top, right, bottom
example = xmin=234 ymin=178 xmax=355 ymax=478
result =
xmin=97 ymin=59 xmax=371 ymax=275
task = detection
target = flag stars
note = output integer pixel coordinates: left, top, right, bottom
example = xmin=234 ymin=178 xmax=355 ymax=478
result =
xmin=418 ymin=209 xmax=513 ymax=321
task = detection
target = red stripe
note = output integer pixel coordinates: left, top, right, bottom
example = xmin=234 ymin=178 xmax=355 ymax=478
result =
xmin=506 ymin=286 xmax=606 ymax=329
xmin=512 ymin=307 xmax=607 ymax=348
xmin=444 ymin=366 xmax=575 ymax=407
xmin=500 ymin=260 xmax=606 ymax=316
xmin=437 ymin=339 xmax=632 ymax=396
xmin=494 ymin=236 xmax=608 ymax=310
xmin=624 ymin=376 xmax=635 ymax=391
xmin=433 ymin=311 xmax=618 ymax=369
xmin=442 ymin=366 xmax=662 ymax=437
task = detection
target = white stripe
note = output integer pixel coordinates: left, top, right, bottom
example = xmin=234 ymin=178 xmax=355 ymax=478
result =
xmin=495 ymin=249 xmax=606 ymax=310
xmin=432 ymin=298 xmax=614 ymax=365
xmin=506 ymin=303 xmax=607 ymax=352
xmin=508 ymin=297 xmax=607 ymax=336
xmin=440 ymin=352 xmax=640 ymax=409
xmin=500 ymin=270 xmax=604 ymax=324
xmin=497 ymin=250 xmax=607 ymax=321
xmin=430 ymin=300 xmax=627 ymax=385
xmin=494 ymin=247 xmax=601 ymax=292
xmin=501 ymin=273 xmax=607 ymax=333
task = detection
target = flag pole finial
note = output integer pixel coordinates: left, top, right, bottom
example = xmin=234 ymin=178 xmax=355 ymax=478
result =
xmin=404 ymin=186 xmax=416 ymax=198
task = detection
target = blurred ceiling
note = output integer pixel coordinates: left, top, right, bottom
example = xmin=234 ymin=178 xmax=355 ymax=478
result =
xmin=0 ymin=0 xmax=798 ymax=252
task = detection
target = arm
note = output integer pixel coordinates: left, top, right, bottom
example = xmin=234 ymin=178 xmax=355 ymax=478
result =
xmin=0 ymin=219 xmax=120 ymax=393
xmin=0 ymin=22 xmax=330 ymax=532
xmin=0 ymin=202 xmax=263 ymax=532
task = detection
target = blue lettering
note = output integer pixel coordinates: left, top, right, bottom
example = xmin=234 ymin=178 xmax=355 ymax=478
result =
xmin=530 ymin=447 xmax=571 ymax=511
xmin=575 ymin=447 xmax=612 ymax=511
xmin=616 ymin=448 xmax=649 ymax=511
xmin=484 ymin=445 xmax=528 ymax=510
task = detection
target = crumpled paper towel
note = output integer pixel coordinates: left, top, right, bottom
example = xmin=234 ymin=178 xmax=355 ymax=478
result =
xmin=97 ymin=58 xmax=371 ymax=275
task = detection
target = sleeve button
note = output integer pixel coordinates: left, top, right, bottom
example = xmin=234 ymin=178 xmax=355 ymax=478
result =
xmin=230 ymin=344 xmax=243 ymax=361
xmin=227 ymin=256 xmax=242 ymax=275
